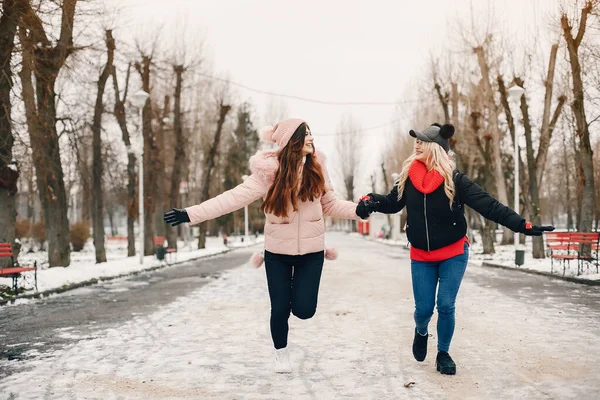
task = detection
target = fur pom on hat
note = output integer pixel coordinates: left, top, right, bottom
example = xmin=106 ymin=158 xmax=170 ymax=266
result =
xmin=439 ymin=124 xmax=455 ymax=139
xmin=259 ymin=126 xmax=275 ymax=143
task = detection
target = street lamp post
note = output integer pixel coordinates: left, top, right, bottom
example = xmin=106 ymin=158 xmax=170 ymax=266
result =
xmin=242 ymin=175 xmax=249 ymax=242
xmin=132 ymin=89 xmax=150 ymax=264
xmin=507 ymin=84 xmax=525 ymax=262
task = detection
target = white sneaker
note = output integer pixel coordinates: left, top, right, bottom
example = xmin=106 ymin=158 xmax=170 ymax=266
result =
xmin=274 ymin=347 xmax=292 ymax=373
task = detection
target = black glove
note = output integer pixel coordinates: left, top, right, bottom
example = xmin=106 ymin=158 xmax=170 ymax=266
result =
xmin=356 ymin=195 xmax=378 ymax=219
xmin=521 ymin=221 xmax=555 ymax=236
xmin=163 ymin=208 xmax=190 ymax=226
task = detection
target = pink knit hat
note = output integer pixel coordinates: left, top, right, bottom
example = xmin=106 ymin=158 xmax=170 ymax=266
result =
xmin=259 ymin=118 xmax=306 ymax=151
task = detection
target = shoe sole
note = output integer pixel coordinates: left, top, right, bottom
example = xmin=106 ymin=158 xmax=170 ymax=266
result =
xmin=436 ymin=362 xmax=456 ymax=375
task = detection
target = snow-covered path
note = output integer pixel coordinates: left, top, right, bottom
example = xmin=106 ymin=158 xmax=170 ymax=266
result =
xmin=1 ymin=232 xmax=599 ymax=399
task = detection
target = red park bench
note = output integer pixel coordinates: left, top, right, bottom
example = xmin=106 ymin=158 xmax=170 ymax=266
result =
xmin=153 ymin=236 xmax=177 ymax=263
xmin=0 ymin=242 xmax=38 ymax=296
xmin=545 ymin=232 xmax=599 ymax=276
xmin=107 ymin=235 xmax=128 ymax=241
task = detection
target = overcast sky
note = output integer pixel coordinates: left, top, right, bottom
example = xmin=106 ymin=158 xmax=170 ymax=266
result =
xmin=111 ymin=0 xmax=562 ymax=193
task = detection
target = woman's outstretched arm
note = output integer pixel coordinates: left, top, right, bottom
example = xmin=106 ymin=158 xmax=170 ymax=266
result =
xmin=167 ymin=174 xmax=269 ymax=226
xmin=457 ymin=172 xmax=553 ymax=235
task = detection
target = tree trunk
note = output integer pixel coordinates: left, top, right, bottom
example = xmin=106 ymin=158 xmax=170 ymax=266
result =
xmin=27 ymin=169 xmax=34 ymax=220
xmin=510 ymin=77 xmax=544 ymax=258
xmin=154 ymin=95 xmax=169 ymax=239
xmin=497 ymin=75 xmax=530 ymax=211
xmin=33 ymin=71 xmax=71 ymax=266
xmin=450 ymin=82 xmax=478 ymax=239
xmin=565 ymin=148 xmax=573 ymax=230
xmin=111 ymin=63 xmax=136 ymax=257
xmin=19 ymin=0 xmax=77 ymax=267
xmin=0 ymin=0 xmax=25 ymax=261
xmin=90 ymin=30 xmax=114 ymax=263
xmin=197 ymin=102 xmax=231 ymax=249
xmin=127 ymin=153 xmax=136 ymax=256
xmin=561 ymin=3 xmax=595 ymax=238
xmin=481 ymin=216 xmax=496 ymax=254
xmin=79 ymin=137 xmax=91 ymax=222
xmin=166 ymin=65 xmax=186 ymax=249
xmin=535 ymin=43 xmax=563 ymax=188
xmin=370 ymin=174 xmax=376 ymax=193
xmin=135 ymin=56 xmax=157 ymax=256
xmin=107 ymin=202 xmax=116 ymax=236
xmin=470 ymin=111 xmax=496 ymax=253
xmin=474 ymin=45 xmax=513 ymax=244
xmin=18 ymin=27 xmax=38 ymax=221
xmin=344 ymin=176 xmax=357 ymax=232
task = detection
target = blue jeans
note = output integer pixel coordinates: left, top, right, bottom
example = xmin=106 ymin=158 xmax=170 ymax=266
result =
xmin=411 ymin=243 xmax=469 ymax=352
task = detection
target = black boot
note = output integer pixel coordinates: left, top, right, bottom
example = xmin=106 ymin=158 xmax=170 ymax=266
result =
xmin=436 ymin=351 xmax=456 ymax=375
xmin=412 ymin=328 xmax=428 ymax=362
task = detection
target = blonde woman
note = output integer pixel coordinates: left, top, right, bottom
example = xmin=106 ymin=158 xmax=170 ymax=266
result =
xmin=356 ymin=123 xmax=554 ymax=375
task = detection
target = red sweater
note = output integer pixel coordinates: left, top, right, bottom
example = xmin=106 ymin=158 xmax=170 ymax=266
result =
xmin=407 ymin=161 xmax=469 ymax=262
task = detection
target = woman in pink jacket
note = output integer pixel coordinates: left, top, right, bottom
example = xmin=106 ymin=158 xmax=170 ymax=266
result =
xmin=164 ymin=118 xmax=358 ymax=373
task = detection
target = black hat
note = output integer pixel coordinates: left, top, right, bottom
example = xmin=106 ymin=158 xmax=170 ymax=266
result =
xmin=409 ymin=123 xmax=455 ymax=153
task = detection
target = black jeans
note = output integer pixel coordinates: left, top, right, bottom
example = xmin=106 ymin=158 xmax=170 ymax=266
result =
xmin=264 ymin=250 xmax=325 ymax=349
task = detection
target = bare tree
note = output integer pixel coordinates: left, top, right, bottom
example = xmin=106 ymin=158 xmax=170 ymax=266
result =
xmin=197 ymin=99 xmax=232 ymax=249
xmin=153 ymin=95 xmax=170 ymax=240
xmin=18 ymin=0 xmax=78 ymax=267
xmin=473 ymin=40 xmax=513 ymax=245
xmin=335 ymin=114 xmax=363 ymax=202
xmin=432 ymin=64 xmax=482 ymax=245
xmin=90 ymin=30 xmax=115 ymax=263
xmin=561 ymin=1 xmax=597 ymax=234
xmin=111 ymin=62 xmax=136 ymax=256
xmin=536 ymin=44 xmax=568 ymax=189
xmin=166 ymin=65 xmax=186 ymax=249
xmin=0 ymin=0 xmax=26 ymax=261
xmin=467 ymin=81 xmax=497 ymax=254
xmin=135 ymin=53 xmax=158 ymax=255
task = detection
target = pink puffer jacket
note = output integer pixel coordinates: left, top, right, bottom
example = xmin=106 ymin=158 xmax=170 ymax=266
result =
xmin=186 ymin=150 xmax=358 ymax=256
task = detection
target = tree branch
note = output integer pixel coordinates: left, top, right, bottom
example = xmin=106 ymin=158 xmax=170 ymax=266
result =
xmin=19 ymin=1 xmax=50 ymax=46
xmin=575 ymin=1 xmax=593 ymax=47
xmin=55 ymin=0 xmax=77 ymax=64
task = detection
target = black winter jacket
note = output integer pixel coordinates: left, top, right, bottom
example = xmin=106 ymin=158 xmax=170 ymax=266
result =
xmin=369 ymin=171 xmax=525 ymax=251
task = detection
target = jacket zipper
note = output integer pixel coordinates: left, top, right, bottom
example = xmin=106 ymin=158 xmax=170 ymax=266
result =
xmin=424 ymin=193 xmax=430 ymax=251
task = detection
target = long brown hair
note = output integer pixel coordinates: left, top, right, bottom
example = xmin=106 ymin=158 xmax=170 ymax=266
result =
xmin=261 ymin=123 xmax=326 ymax=217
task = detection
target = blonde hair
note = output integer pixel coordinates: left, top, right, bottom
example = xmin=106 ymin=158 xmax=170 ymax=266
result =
xmin=395 ymin=141 xmax=456 ymax=208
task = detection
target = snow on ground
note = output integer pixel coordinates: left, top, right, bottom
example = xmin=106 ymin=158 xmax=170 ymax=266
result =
xmin=361 ymin=231 xmax=600 ymax=282
xmin=1 ymin=232 xmax=599 ymax=399
xmin=0 ymin=235 xmax=264 ymax=297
